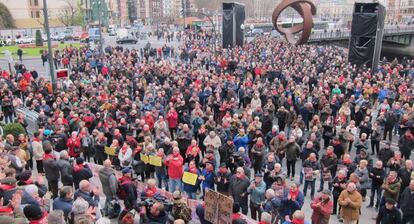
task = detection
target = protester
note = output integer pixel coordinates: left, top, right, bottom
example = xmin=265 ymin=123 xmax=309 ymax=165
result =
xmin=338 ymin=182 xmax=362 ymax=224
xmin=310 ymin=190 xmax=333 ymax=224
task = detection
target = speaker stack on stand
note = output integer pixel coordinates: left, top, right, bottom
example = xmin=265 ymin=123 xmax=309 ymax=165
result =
xmin=348 ymin=2 xmax=386 ymax=73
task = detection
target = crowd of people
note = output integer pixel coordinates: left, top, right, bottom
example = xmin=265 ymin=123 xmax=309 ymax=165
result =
xmin=0 ymin=27 xmax=413 ymax=224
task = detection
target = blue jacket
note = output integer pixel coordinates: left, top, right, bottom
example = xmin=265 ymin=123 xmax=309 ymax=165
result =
xmin=201 ymin=169 xmax=215 ymax=190
xmin=280 ymin=191 xmax=304 ymax=218
xmin=53 ymin=197 xmax=73 ymax=216
xmin=74 ymin=189 xmax=100 ymax=207
xmin=247 ymin=180 xmax=266 ymax=204
xmin=233 ymin=135 xmax=249 ymax=151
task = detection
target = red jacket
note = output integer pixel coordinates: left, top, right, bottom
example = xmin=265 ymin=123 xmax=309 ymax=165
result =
xmin=144 ymin=115 xmax=155 ymax=130
xmin=67 ymin=137 xmax=81 ymax=157
xmin=310 ymin=196 xmax=333 ymax=224
xmin=164 ymin=154 xmax=184 ymax=179
xmin=166 ymin=110 xmax=178 ymax=128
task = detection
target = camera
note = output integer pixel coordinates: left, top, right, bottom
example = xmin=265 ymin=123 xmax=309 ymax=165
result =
xmin=137 ymin=195 xmax=173 ymax=213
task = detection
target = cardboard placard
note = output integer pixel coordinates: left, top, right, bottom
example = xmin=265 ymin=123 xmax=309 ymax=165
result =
xmin=104 ymin=146 xmax=116 ymax=156
xmin=141 ymin=154 xmax=149 ymax=164
xmin=304 ymin=167 xmax=313 ymax=181
xmin=204 ymin=190 xmax=219 ymax=224
xmin=182 ymin=171 xmax=198 ymax=186
xmin=218 ymin=194 xmax=233 ymax=224
xmin=149 ymin=155 xmax=162 ymax=167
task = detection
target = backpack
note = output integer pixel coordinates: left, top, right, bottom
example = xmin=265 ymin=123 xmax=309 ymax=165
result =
xmin=117 ymin=180 xmax=133 ymax=200
xmin=171 ymin=202 xmax=192 ymax=223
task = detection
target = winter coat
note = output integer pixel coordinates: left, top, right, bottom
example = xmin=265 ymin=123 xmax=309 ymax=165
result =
xmin=400 ymin=187 xmax=414 ymax=216
xmin=310 ymin=196 xmax=333 ymax=224
xmin=118 ymin=147 xmax=133 ymax=167
xmin=43 ymin=157 xmax=60 ymax=182
xmin=284 ymin=142 xmax=300 ymax=161
xmin=52 ymin=196 xmax=73 ymax=216
xmin=183 ymin=168 xmax=201 ymax=193
xmin=382 ymin=178 xmax=401 ymax=202
xmin=233 ymin=134 xmax=249 ymax=151
xmin=200 ymin=168 xmax=215 ymax=190
xmin=228 ymin=175 xmax=250 ymax=203
xmin=280 ymin=191 xmax=304 ymax=218
xmin=378 ymin=148 xmax=394 ymax=166
xmin=98 ymin=167 xmax=117 ymax=198
xmin=215 ymin=170 xmax=231 ymax=193
xmin=247 ymin=180 xmax=266 ymax=205
xmin=32 ymin=141 xmax=43 ymax=160
xmin=376 ymin=206 xmax=402 ymax=224
xmin=72 ymin=164 xmax=93 ymax=189
xmin=338 ymin=190 xmax=362 ymax=220
xmin=164 ymin=154 xmax=184 ymax=179
xmin=369 ymin=167 xmax=386 ymax=188
xmin=74 ymin=189 xmax=99 ymax=207
xmin=57 ymin=159 xmax=73 ymax=186
xmin=67 ymin=137 xmax=81 ymax=158
xmin=354 ymin=167 xmax=370 ymax=189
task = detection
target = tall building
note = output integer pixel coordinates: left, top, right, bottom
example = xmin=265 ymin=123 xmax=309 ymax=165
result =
xmin=399 ymin=0 xmax=414 ymax=21
xmin=137 ymin=0 xmax=163 ymax=22
xmin=0 ymin=0 xmax=80 ymax=28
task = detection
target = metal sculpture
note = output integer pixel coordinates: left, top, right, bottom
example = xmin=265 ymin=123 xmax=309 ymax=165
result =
xmin=272 ymin=0 xmax=317 ymax=45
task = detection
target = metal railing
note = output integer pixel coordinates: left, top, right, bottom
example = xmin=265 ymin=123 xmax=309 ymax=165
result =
xmin=308 ymin=25 xmax=414 ymax=41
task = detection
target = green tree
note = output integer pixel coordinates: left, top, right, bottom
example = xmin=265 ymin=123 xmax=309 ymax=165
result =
xmin=0 ymin=3 xmax=15 ymax=29
xmin=3 ymin=123 xmax=26 ymax=139
xmin=57 ymin=0 xmax=84 ymax=26
xmin=35 ymin=30 xmax=43 ymax=46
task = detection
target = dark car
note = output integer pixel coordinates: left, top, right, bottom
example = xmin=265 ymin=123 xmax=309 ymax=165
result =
xmin=116 ymin=37 xmax=138 ymax=44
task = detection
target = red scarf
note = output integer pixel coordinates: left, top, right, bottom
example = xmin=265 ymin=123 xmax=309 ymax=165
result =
xmin=32 ymin=138 xmax=41 ymax=143
xmin=343 ymin=159 xmax=352 ymax=164
xmin=43 ymin=153 xmax=55 ymax=160
xmin=73 ymin=164 xmax=84 ymax=172
xmin=289 ymin=189 xmax=299 ymax=200
xmin=121 ymin=146 xmax=128 ymax=154
xmin=291 ymin=218 xmax=304 ymax=224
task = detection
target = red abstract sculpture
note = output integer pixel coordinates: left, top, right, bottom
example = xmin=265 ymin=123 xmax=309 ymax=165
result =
xmin=272 ymin=0 xmax=317 ymax=45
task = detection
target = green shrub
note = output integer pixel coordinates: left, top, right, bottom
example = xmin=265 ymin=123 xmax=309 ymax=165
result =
xmin=3 ymin=123 xmax=26 ymax=139
xmin=35 ymin=30 xmax=43 ymax=46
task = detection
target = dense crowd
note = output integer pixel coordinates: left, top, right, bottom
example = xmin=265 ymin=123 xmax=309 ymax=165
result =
xmin=0 ymin=28 xmax=413 ymax=224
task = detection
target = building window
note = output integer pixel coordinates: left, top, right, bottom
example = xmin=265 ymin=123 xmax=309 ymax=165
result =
xmin=34 ymin=0 xmax=38 ymax=6
xmin=36 ymin=11 xmax=40 ymax=18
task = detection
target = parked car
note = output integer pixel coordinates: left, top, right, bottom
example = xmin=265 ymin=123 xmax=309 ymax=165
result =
xmin=116 ymin=36 xmax=138 ymax=44
xmin=247 ymin=28 xmax=264 ymax=37
xmin=72 ymin=32 xmax=81 ymax=41
xmin=15 ymin=37 xmax=34 ymax=44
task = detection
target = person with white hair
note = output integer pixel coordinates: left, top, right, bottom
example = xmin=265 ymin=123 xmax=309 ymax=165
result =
xmin=57 ymin=150 xmax=74 ymax=187
xmin=338 ymin=182 xmax=362 ymax=224
xmin=67 ymin=131 xmax=81 ymax=158
xmin=260 ymin=212 xmax=272 ymax=224
xmin=118 ymin=141 xmax=133 ymax=168
xmin=47 ymin=210 xmax=65 ymax=224
xmin=203 ymin=130 xmax=222 ymax=170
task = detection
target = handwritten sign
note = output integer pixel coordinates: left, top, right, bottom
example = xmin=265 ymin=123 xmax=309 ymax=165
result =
xmin=104 ymin=146 xmax=116 ymax=156
xmin=149 ymin=155 xmax=162 ymax=167
xmin=304 ymin=167 xmax=313 ymax=181
xmin=218 ymin=194 xmax=233 ymax=224
xmin=204 ymin=189 xmax=219 ymax=224
xmin=141 ymin=154 xmax=149 ymax=164
xmin=182 ymin=171 xmax=198 ymax=186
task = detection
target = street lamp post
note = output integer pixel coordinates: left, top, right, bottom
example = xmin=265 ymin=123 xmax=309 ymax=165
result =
xmin=42 ymin=0 xmax=56 ymax=92
xmin=98 ymin=1 xmax=103 ymax=56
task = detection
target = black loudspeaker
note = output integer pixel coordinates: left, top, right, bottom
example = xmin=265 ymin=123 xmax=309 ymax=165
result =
xmin=222 ymin=2 xmax=245 ymax=48
xmin=348 ymin=3 xmax=386 ymax=72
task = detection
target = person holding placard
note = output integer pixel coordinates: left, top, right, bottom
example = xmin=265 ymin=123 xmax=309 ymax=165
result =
xmin=183 ymin=160 xmax=201 ymax=199
xmin=165 ymin=147 xmax=184 ymax=192
xmin=302 ymin=153 xmax=320 ymax=200
xmin=199 ymin=161 xmax=215 ymax=197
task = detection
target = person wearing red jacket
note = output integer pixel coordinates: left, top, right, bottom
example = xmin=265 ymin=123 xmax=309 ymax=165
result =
xmin=310 ymin=190 xmax=333 ymax=224
xmin=166 ymin=107 xmax=178 ymax=139
xmin=144 ymin=111 xmax=155 ymax=131
xmin=67 ymin=132 xmax=81 ymax=158
xmin=164 ymin=147 xmax=184 ymax=193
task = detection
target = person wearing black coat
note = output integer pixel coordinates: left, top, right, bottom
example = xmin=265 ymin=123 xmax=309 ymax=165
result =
xmin=215 ymin=163 xmax=231 ymax=195
xmin=378 ymin=141 xmax=394 ymax=167
xmin=57 ymin=150 xmax=74 ymax=187
xmin=398 ymin=160 xmax=413 ymax=204
xmin=72 ymin=157 xmax=93 ymax=190
xmin=376 ymin=198 xmax=402 ymax=224
xmin=400 ymin=180 xmax=414 ymax=224
xmin=43 ymin=142 xmax=60 ymax=199
xmin=368 ymin=160 xmax=386 ymax=209
xmin=118 ymin=167 xmax=138 ymax=220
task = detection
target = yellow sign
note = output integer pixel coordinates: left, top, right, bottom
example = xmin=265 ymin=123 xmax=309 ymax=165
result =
xmin=149 ymin=155 xmax=162 ymax=167
xmin=182 ymin=171 xmax=198 ymax=186
xmin=104 ymin=146 xmax=116 ymax=156
xmin=141 ymin=154 xmax=149 ymax=164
